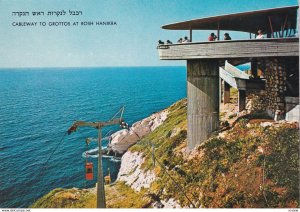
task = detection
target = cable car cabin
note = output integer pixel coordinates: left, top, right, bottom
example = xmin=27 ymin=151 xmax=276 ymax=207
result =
xmin=104 ymin=175 xmax=111 ymax=184
xmin=85 ymin=162 xmax=93 ymax=180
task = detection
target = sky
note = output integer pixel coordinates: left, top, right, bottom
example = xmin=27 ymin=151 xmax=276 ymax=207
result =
xmin=0 ymin=0 xmax=298 ymax=68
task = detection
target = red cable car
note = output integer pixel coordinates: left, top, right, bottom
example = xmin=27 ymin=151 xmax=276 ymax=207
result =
xmin=85 ymin=162 xmax=93 ymax=180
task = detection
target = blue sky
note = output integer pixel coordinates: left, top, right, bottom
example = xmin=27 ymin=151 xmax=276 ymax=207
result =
xmin=0 ymin=0 xmax=297 ymax=68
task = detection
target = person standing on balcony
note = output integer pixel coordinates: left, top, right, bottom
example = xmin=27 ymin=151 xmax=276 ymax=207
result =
xmin=224 ymin=33 xmax=231 ymax=40
xmin=158 ymin=40 xmax=164 ymax=45
xmin=256 ymin=30 xmax=264 ymax=39
xmin=208 ymin=32 xmax=217 ymax=41
xmin=182 ymin=36 xmax=190 ymax=43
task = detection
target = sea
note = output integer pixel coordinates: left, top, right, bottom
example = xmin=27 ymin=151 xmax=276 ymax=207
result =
xmin=0 ymin=66 xmax=186 ymax=208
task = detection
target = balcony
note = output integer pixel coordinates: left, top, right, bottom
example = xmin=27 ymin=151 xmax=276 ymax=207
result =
xmin=157 ymin=38 xmax=299 ymax=60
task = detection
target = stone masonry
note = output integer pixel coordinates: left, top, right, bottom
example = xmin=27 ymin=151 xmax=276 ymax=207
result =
xmin=256 ymin=57 xmax=299 ymax=119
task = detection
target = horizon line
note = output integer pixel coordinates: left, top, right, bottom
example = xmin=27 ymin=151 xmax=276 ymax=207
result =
xmin=0 ymin=65 xmax=186 ymax=70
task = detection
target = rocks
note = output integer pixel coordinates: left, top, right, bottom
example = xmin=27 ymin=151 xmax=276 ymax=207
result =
xmin=260 ymin=122 xmax=273 ymax=127
xmin=247 ymin=57 xmax=299 ymax=121
xmin=109 ymin=109 xmax=170 ymax=204
xmin=54 ymin=190 xmax=79 ymax=200
xmin=152 ymin=197 xmax=181 ymax=208
xmin=218 ymin=131 xmax=227 ymax=138
xmin=153 ymin=201 xmax=164 ymax=208
xmin=246 ymin=90 xmax=267 ymax=113
xmin=262 ymin=58 xmax=287 ymax=117
xmin=170 ymin=127 xmax=180 ymax=137
xmin=228 ymin=113 xmax=237 ymax=119
xmin=117 ymin=150 xmax=181 ymax=208
xmin=257 ymin=146 xmax=264 ymax=154
xmin=219 ymin=102 xmax=239 ymax=125
xmin=159 ymin=198 xmax=181 ymax=208
xmin=260 ymin=120 xmax=298 ymax=129
xmin=109 ymin=110 xmax=168 ymax=154
xmin=117 ymin=151 xmax=156 ymax=192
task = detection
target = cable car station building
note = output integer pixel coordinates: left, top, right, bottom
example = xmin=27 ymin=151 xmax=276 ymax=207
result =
xmin=157 ymin=6 xmax=299 ymax=150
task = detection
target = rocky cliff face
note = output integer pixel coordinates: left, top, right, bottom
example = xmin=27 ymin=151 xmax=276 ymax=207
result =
xmin=108 ymin=106 xmax=181 ymax=207
xmin=109 ymin=109 xmax=168 ymax=154
xmin=117 ymin=151 xmax=156 ymax=191
xmin=116 ymin=144 xmax=182 ymax=208
xmin=114 ymin=100 xmax=187 ymax=208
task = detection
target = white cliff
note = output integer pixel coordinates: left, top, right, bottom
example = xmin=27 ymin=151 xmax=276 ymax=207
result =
xmin=109 ymin=109 xmax=168 ymax=154
xmin=115 ymin=105 xmax=182 ymax=208
xmin=117 ymin=151 xmax=182 ymax=208
xmin=117 ymin=151 xmax=156 ymax=192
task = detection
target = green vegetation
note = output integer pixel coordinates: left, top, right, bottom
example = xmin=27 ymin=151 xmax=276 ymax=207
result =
xmin=30 ymin=188 xmax=96 ymax=208
xmin=193 ymin=120 xmax=299 ymax=208
xmin=31 ymin=182 xmax=150 ymax=208
xmin=230 ymin=88 xmax=238 ymax=103
xmin=130 ymin=98 xmax=187 ymax=172
xmin=105 ymin=182 xmax=151 ymax=208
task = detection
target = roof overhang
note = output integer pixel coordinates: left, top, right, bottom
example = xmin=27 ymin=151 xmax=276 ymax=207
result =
xmin=162 ymin=6 xmax=298 ymax=34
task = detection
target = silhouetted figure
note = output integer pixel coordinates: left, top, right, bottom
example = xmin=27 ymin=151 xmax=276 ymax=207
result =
xmin=182 ymin=36 xmax=190 ymax=43
xmin=177 ymin=38 xmax=183 ymax=43
xmin=224 ymin=33 xmax=231 ymax=40
xmin=158 ymin=40 xmax=164 ymax=45
xmin=208 ymin=32 xmax=217 ymax=41
xmin=166 ymin=40 xmax=173 ymax=44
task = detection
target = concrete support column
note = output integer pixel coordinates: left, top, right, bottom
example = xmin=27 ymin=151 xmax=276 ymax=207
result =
xmin=238 ymin=90 xmax=246 ymax=112
xmin=251 ymin=58 xmax=258 ymax=78
xmin=189 ymin=28 xmax=192 ymax=42
xmin=187 ymin=59 xmax=219 ymax=150
xmin=224 ymin=82 xmax=230 ymax=104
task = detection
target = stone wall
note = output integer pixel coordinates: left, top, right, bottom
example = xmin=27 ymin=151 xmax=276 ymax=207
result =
xmin=256 ymin=57 xmax=299 ymax=120
xmin=245 ymin=90 xmax=267 ymax=113
xmin=221 ymin=57 xmax=298 ymax=120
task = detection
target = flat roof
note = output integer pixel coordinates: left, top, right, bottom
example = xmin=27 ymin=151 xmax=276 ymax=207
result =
xmin=162 ymin=6 xmax=298 ymax=34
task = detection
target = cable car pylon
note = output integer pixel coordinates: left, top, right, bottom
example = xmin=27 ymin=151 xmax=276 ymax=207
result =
xmin=67 ymin=106 xmax=128 ymax=208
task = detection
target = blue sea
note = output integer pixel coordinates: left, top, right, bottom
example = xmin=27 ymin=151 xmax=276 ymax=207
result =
xmin=0 ymin=67 xmax=186 ymax=208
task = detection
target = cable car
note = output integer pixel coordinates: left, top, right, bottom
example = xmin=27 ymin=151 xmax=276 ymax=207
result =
xmin=104 ymin=168 xmax=111 ymax=184
xmin=85 ymin=162 xmax=93 ymax=180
